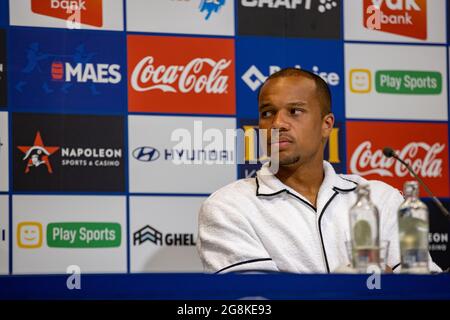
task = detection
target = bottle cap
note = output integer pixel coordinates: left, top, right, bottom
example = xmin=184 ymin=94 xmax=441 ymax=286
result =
xmin=403 ymin=181 xmax=419 ymax=197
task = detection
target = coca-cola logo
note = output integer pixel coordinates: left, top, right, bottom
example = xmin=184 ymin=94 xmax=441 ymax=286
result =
xmin=350 ymin=141 xmax=445 ymax=178
xmin=130 ymin=56 xmax=230 ymax=94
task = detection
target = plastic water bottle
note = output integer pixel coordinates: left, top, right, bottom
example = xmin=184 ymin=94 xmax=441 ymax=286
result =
xmin=398 ymin=181 xmax=429 ymax=273
xmin=349 ymin=184 xmax=380 ymax=272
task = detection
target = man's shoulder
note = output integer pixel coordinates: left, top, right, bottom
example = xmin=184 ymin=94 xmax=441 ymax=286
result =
xmin=205 ymin=177 xmax=258 ymax=205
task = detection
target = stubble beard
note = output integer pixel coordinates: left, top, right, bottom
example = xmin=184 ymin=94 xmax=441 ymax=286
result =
xmin=279 ymin=154 xmax=301 ymax=166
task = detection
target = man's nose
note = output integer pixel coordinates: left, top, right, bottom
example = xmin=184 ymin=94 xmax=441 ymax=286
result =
xmin=272 ymin=111 xmax=289 ymax=130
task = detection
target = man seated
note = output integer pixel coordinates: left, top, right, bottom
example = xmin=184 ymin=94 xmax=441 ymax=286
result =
xmin=196 ymin=67 xmax=440 ymax=274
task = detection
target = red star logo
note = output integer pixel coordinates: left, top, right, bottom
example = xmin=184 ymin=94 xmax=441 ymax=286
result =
xmin=17 ymin=131 xmax=60 ymax=174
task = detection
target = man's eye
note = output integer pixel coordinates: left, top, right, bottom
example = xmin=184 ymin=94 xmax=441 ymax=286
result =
xmin=261 ymin=110 xmax=272 ymax=118
xmin=291 ymin=108 xmax=303 ymax=115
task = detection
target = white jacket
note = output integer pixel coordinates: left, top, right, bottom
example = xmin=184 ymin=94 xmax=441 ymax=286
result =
xmin=197 ymin=161 xmax=441 ymax=274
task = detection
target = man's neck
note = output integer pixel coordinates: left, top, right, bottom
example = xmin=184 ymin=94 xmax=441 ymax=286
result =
xmin=274 ymin=158 xmax=325 ymax=208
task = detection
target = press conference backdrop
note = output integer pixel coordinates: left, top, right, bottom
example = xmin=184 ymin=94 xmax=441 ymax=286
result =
xmin=0 ymin=0 xmax=449 ymax=277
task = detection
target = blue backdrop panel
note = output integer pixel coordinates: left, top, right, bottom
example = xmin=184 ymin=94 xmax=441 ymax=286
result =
xmin=10 ymin=27 xmax=126 ymax=114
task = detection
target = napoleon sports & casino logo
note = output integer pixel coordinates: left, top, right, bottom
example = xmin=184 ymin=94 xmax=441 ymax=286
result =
xmin=364 ymin=0 xmax=427 ymax=40
xmin=31 ymin=0 xmax=103 ymax=27
xmin=12 ymin=113 xmax=125 ymax=192
xmin=346 ymin=122 xmax=449 ymax=197
xmin=17 ymin=131 xmax=59 ymax=174
xmin=127 ymin=35 xmax=235 ymax=115
xmin=16 ymin=130 xmax=122 ymax=174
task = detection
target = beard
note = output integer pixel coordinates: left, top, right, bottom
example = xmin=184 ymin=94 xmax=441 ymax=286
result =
xmin=279 ymin=154 xmax=301 ymax=166
xmin=269 ymin=147 xmax=301 ymax=166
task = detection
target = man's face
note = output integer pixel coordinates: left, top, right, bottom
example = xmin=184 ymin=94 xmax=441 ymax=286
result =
xmin=258 ymin=76 xmax=333 ymax=167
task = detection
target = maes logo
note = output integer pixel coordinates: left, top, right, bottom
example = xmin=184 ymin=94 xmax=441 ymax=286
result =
xmin=17 ymin=131 xmax=60 ymax=174
xmin=50 ymin=60 xmax=121 ymax=84
xmin=364 ymin=0 xmax=427 ymax=40
xmin=199 ymin=0 xmax=226 ymax=20
xmin=31 ymin=0 xmax=103 ymax=27
xmin=15 ymin=43 xmax=121 ymax=96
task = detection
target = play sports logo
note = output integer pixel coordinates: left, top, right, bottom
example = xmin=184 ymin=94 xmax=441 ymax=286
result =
xmin=17 ymin=221 xmax=121 ymax=249
xmin=363 ymin=0 xmax=427 ymax=40
xmin=31 ymin=0 xmax=103 ymax=27
xmin=349 ymin=68 xmax=441 ymax=94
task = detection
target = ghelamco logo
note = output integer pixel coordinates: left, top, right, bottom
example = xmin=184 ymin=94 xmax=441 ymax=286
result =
xmin=363 ymin=0 xmax=427 ymax=40
xmin=31 ymin=0 xmax=103 ymax=27
xmin=241 ymin=0 xmax=337 ymax=13
xmin=349 ymin=69 xmax=441 ymax=95
xmin=133 ymin=225 xmax=195 ymax=247
xmin=17 ymin=131 xmax=123 ymax=173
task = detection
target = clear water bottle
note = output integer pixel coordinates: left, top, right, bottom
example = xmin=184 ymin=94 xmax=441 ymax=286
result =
xmin=398 ymin=181 xmax=429 ymax=273
xmin=349 ymin=184 xmax=380 ymax=272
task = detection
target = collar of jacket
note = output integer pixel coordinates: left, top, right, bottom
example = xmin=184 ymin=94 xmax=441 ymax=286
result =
xmin=255 ymin=161 xmax=358 ymax=210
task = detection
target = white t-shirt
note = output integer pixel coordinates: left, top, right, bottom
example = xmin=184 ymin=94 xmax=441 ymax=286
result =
xmin=197 ymin=161 xmax=441 ymax=274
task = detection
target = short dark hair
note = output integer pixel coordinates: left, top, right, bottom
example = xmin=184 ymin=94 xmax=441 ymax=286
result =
xmin=258 ymin=67 xmax=332 ymax=117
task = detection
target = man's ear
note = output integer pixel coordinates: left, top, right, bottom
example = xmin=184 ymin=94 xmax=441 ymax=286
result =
xmin=322 ymin=113 xmax=335 ymax=139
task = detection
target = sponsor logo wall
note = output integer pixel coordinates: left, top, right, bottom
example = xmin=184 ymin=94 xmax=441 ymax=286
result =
xmin=346 ymin=121 xmax=449 ymax=197
xmin=11 ymin=28 xmax=126 ymax=114
xmin=236 ymin=37 xmax=344 ymax=121
xmin=237 ymin=0 xmax=341 ymax=38
xmin=10 ymin=0 xmax=124 ymax=31
xmin=129 ymin=115 xmax=236 ymax=194
xmin=12 ymin=113 xmax=125 ymax=192
xmin=127 ymin=35 xmax=236 ymax=115
xmin=13 ymin=195 xmax=126 ymax=274
xmin=345 ymin=0 xmax=446 ymax=43
xmin=345 ymin=43 xmax=448 ymax=120
xmin=0 ymin=0 xmax=448 ymax=278
xmin=126 ymin=0 xmax=234 ymax=36
xmin=130 ymin=196 xmax=203 ymax=272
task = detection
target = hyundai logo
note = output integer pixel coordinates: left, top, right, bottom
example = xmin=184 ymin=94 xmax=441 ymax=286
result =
xmin=132 ymin=147 xmax=160 ymax=162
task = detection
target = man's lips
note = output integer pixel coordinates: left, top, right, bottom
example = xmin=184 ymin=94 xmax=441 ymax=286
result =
xmin=270 ymin=137 xmax=293 ymax=148
xmin=271 ymin=136 xmax=293 ymax=143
